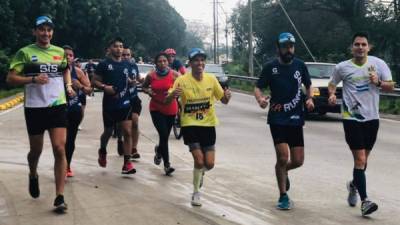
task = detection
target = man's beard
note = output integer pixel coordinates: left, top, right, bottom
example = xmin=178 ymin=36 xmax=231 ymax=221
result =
xmin=279 ymin=52 xmax=294 ymax=63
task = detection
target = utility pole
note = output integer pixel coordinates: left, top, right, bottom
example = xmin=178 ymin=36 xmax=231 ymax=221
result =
xmin=216 ymin=2 xmax=219 ymax=64
xmin=248 ymin=0 xmax=254 ymax=77
xmin=225 ymin=20 xmax=229 ymax=62
xmin=213 ymin=0 xmax=217 ymax=64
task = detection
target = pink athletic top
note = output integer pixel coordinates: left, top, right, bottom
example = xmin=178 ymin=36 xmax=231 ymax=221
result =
xmin=149 ymin=70 xmax=178 ymax=115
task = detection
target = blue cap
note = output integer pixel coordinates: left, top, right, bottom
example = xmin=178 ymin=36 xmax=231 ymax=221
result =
xmin=188 ymin=48 xmax=207 ymax=61
xmin=278 ymin=32 xmax=295 ymax=44
xmin=35 ymin=16 xmax=54 ymax=28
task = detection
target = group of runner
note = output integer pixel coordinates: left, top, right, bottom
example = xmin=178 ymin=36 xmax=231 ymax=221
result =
xmin=6 ymin=15 xmax=394 ymax=217
xmin=254 ymin=32 xmax=394 ymax=216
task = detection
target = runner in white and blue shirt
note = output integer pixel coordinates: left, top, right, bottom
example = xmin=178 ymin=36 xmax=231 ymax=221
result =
xmin=328 ymin=32 xmax=394 ymax=216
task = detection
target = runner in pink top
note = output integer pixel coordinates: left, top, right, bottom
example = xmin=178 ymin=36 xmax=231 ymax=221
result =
xmin=142 ymin=52 xmax=180 ymax=176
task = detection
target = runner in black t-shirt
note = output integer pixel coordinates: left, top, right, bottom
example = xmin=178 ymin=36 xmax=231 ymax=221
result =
xmin=254 ymin=32 xmax=314 ymax=210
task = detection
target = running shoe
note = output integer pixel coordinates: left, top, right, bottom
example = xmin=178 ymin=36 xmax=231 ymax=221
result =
xmin=66 ymin=168 xmax=74 ymax=177
xmin=346 ymin=180 xmax=358 ymax=207
xmin=98 ymin=148 xmax=107 ymax=168
xmin=29 ymin=174 xmax=40 ymax=198
xmin=131 ymin=148 xmax=141 ymax=159
xmin=117 ymin=140 xmax=124 ymax=156
xmin=276 ymin=194 xmax=292 ymax=210
xmin=53 ymin=195 xmax=68 ymax=213
xmin=164 ymin=166 xmax=175 ymax=176
xmin=191 ymin=192 xmax=202 ymax=207
xmin=361 ymin=200 xmax=378 ymax=216
xmin=122 ymin=161 xmax=136 ymax=174
xmin=153 ymin=145 xmax=162 ymax=165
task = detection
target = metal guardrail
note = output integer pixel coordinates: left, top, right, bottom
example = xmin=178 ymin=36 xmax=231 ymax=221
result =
xmin=228 ymin=75 xmax=400 ymax=97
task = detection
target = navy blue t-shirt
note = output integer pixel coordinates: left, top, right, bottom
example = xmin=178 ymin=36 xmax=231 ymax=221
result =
xmin=170 ymin=59 xmax=184 ymax=73
xmin=96 ymin=58 xmax=133 ymax=110
xmin=256 ymin=58 xmax=311 ymax=126
xmin=85 ymin=62 xmax=97 ymax=74
xmin=67 ymin=66 xmax=82 ymax=112
xmin=128 ymin=62 xmax=140 ymax=99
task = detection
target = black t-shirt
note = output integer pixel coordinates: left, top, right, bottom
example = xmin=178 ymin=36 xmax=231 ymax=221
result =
xmin=256 ymin=58 xmax=311 ymax=126
xmin=96 ymin=58 xmax=134 ymax=110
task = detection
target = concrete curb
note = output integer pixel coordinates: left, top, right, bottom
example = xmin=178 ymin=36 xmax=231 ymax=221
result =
xmin=0 ymin=94 xmax=24 ymax=111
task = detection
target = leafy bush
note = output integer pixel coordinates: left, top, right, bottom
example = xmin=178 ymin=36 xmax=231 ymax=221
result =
xmin=0 ymin=50 xmax=10 ymax=89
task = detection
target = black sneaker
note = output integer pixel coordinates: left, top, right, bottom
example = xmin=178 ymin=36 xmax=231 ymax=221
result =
xmin=131 ymin=148 xmax=141 ymax=159
xmin=117 ymin=140 xmax=123 ymax=156
xmin=29 ymin=174 xmax=40 ymax=198
xmin=361 ymin=200 xmax=378 ymax=216
xmin=164 ymin=166 xmax=175 ymax=176
xmin=53 ymin=195 xmax=68 ymax=213
xmin=153 ymin=145 xmax=162 ymax=165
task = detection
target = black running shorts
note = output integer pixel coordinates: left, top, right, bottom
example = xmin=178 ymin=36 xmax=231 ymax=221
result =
xmin=343 ymin=119 xmax=379 ymax=150
xmin=79 ymin=94 xmax=87 ymax=106
xmin=102 ymin=107 xmax=132 ymax=128
xmin=130 ymin=96 xmax=142 ymax=115
xmin=182 ymin=126 xmax=216 ymax=151
xmin=269 ymin=124 xmax=304 ymax=147
xmin=24 ymin=104 xmax=67 ymax=135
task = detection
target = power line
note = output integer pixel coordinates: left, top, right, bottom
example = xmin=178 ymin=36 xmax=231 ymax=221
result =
xmin=276 ymin=0 xmax=316 ymax=62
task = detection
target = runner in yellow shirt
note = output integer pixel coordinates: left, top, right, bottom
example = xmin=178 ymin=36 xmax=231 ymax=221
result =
xmin=166 ymin=48 xmax=231 ymax=206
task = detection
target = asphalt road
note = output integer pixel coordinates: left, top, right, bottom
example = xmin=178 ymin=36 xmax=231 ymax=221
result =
xmin=0 ymin=92 xmax=399 ymax=225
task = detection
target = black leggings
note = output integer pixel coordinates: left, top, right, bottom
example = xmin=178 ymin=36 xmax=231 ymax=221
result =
xmin=150 ymin=111 xmax=175 ymax=167
xmin=66 ymin=110 xmax=83 ymax=167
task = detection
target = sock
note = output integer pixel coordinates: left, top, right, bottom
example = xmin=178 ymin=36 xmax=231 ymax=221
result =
xmin=124 ymin=155 xmax=130 ymax=164
xmin=353 ymin=168 xmax=368 ymax=201
xmin=193 ymin=168 xmax=203 ymax=193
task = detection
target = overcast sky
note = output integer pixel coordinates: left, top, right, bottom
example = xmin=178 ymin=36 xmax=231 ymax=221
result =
xmin=167 ymin=0 xmax=244 ymax=44
xmin=168 ymin=0 xmax=244 ymax=26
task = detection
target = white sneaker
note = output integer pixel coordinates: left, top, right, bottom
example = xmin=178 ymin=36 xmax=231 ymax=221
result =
xmin=346 ymin=181 xmax=358 ymax=207
xmin=191 ymin=192 xmax=202 ymax=207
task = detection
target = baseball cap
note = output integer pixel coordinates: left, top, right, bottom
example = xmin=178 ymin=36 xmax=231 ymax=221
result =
xmin=188 ymin=48 xmax=207 ymax=61
xmin=278 ymin=32 xmax=296 ymax=44
xmin=35 ymin=16 xmax=54 ymax=28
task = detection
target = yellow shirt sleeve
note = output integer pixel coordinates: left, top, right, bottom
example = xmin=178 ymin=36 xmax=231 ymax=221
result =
xmin=213 ymin=76 xmax=224 ymax=100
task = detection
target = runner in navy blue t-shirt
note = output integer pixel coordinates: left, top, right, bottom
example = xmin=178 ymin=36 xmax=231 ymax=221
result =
xmin=93 ymin=37 xmax=136 ymax=175
xmin=254 ymin=32 xmax=314 ymax=210
xmin=63 ymin=45 xmax=92 ymax=178
xmin=122 ymin=47 xmax=142 ymax=159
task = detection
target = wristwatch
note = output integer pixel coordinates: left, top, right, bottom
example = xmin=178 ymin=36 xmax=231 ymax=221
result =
xmin=32 ymin=76 xmax=36 ymax=83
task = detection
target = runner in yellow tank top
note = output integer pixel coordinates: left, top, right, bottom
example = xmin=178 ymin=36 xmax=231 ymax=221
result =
xmin=174 ymin=70 xmax=224 ymax=127
xmin=166 ymin=48 xmax=231 ymax=207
